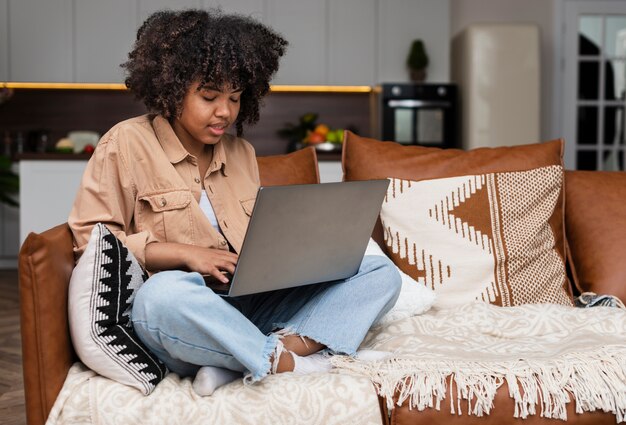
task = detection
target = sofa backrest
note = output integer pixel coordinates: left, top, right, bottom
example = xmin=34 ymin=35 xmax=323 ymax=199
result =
xmin=564 ymin=170 xmax=626 ymax=304
xmin=257 ymin=147 xmax=320 ymax=186
xmin=18 ymin=147 xmax=320 ymax=425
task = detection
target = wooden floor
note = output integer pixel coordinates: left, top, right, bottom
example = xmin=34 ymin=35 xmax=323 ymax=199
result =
xmin=0 ymin=269 xmax=26 ymax=425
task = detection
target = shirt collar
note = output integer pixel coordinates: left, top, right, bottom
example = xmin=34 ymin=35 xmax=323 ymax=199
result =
xmin=153 ymin=115 xmax=189 ymax=164
xmin=209 ymin=137 xmax=229 ymax=176
xmin=152 ymin=115 xmax=229 ymax=176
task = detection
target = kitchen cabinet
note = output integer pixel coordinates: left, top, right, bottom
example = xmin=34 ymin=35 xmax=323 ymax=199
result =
xmin=328 ymin=0 xmax=377 ymax=85
xmin=4 ymin=0 xmax=450 ymax=85
xmin=19 ymin=160 xmax=87 ymax=245
xmin=0 ymin=0 xmax=8 ymax=82
xmin=318 ymin=161 xmax=342 ymax=183
xmin=205 ymin=0 xmax=264 ymax=18
xmin=9 ymin=0 xmax=72 ymax=82
xmin=378 ymin=0 xmax=450 ymax=83
xmin=0 ymin=203 xmax=18 ymax=267
xmin=0 ymin=162 xmax=19 ymax=268
xmin=266 ymin=0 xmax=327 ymax=85
xmin=137 ymin=0 xmax=202 ymax=23
xmin=0 ymin=201 xmax=18 ymax=268
xmin=75 ymin=1 xmax=137 ymax=83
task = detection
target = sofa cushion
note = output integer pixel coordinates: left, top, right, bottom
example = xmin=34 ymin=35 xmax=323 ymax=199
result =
xmin=565 ymin=170 xmax=626 ymax=304
xmin=257 ymin=146 xmax=319 ymax=186
xmin=68 ymin=223 xmax=168 ymax=395
xmin=364 ymin=238 xmax=437 ymax=326
xmin=342 ymin=132 xmax=573 ymax=307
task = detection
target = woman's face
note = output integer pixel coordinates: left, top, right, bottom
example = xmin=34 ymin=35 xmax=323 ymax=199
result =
xmin=173 ymin=81 xmax=242 ymax=151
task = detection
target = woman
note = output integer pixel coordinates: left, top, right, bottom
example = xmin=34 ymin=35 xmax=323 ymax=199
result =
xmin=68 ymin=9 xmax=401 ymax=396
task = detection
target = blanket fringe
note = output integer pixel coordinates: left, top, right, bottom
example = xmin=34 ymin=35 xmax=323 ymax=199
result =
xmin=331 ymin=346 xmax=626 ymax=422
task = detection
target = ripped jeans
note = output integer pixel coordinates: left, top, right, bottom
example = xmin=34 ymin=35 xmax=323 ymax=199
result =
xmin=131 ymin=255 xmax=401 ymax=383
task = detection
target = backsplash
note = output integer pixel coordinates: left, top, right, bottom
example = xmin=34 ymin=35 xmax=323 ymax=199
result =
xmin=0 ymin=89 xmax=371 ymax=156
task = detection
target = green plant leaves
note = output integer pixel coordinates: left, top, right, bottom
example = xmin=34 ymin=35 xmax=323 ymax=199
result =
xmin=277 ymin=112 xmax=319 ymax=142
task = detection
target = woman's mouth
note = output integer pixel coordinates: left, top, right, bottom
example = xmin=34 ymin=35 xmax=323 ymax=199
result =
xmin=208 ymin=124 xmax=228 ymax=136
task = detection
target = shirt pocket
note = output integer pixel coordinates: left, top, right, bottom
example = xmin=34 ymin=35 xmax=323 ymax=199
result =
xmin=139 ymin=190 xmax=192 ymax=242
xmin=240 ymin=197 xmax=256 ymax=217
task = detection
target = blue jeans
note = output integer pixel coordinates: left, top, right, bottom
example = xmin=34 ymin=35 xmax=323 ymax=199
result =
xmin=131 ymin=255 xmax=401 ymax=383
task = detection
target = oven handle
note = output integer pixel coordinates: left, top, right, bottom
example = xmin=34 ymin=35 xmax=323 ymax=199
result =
xmin=387 ymin=99 xmax=451 ymax=108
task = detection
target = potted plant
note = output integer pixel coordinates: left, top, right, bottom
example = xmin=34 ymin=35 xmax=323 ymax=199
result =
xmin=406 ymin=39 xmax=429 ymax=82
xmin=0 ymin=155 xmax=19 ymax=207
xmin=277 ymin=112 xmax=319 ymax=152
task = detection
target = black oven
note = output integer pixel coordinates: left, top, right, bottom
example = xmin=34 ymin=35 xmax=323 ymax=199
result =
xmin=377 ymin=83 xmax=458 ymax=148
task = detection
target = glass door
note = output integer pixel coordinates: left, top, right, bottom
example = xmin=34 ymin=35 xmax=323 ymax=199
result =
xmin=563 ymin=1 xmax=626 ymax=170
xmin=389 ymin=102 xmax=447 ymax=145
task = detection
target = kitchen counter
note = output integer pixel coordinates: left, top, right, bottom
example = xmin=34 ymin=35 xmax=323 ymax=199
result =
xmin=13 ymin=150 xmax=342 ymax=161
xmin=313 ymin=151 xmax=342 ymax=162
xmin=14 ymin=153 xmax=93 ymax=161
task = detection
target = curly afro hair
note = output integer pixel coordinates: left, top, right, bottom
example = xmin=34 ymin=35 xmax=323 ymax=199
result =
xmin=122 ymin=9 xmax=288 ymax=136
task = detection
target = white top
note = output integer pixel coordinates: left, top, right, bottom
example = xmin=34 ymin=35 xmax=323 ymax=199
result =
xmin=198 ymin=190 xmax=222 ymax=234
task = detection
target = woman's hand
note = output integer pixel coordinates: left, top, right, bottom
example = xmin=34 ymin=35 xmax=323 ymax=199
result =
xmin=145 ymin=242 xmax=238 ymax=284
xmin=185 ymin=246 xmax=238 ymax=284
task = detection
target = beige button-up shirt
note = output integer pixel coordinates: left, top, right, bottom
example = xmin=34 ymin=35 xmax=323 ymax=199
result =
xmin=68 ymin=114 xmax=260 ymax=268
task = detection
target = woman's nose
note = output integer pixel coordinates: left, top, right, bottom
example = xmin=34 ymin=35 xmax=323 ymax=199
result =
xmin=214 ymin=99 xmax=231 ymax=118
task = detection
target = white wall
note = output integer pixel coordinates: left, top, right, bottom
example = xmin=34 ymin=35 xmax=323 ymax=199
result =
xmin=450 ymin=0 xmax=559 ymax=142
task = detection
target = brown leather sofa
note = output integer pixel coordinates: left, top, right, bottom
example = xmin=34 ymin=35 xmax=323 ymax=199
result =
xmin=19 ymin=144 xmax=624 ymax=425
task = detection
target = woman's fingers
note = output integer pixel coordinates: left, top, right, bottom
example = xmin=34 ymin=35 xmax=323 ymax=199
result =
xmin=205 ymin=269 xmax=231 ymax=284
xmin=213 ymin=251 xmax=238 ymax=271
xmin=195 ymin=248 xmax=238 ymax=282
xmin=218 ymin=260 xmax=237 ymax=275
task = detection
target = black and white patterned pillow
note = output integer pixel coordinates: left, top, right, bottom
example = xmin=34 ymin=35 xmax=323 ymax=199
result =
xmin=68 ymin=223 xmax=167 ymax=395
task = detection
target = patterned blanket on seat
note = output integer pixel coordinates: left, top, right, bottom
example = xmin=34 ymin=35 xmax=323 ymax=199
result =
xmin=333 ymin=302 xmax=626 ymax=422
xmin=47 ymin=363 xmax=382 ymax=425
xmin=48 ymin=302 xmax=626 ymax=424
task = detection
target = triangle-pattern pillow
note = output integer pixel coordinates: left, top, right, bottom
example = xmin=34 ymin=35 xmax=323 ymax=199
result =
xmin=381 ymin=166 xmax=572 ymax=307
xmin=68 ymin=223 xmax=167 ymax=395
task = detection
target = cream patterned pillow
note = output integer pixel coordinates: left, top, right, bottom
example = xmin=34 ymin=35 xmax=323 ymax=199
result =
xmin=380 ymin=166 xmax=572 ymax=307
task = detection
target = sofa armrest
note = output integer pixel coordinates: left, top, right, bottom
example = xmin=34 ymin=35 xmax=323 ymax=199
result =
xmin=19 ymin=223 xmax=77 ymax=425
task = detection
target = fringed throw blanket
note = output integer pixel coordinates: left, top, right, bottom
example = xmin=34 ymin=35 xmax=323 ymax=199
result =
xmin=332 ymin=302 xmax=626 ymax=422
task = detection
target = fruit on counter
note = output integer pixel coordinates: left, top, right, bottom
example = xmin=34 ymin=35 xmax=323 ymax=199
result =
xmin=313 ymin=124 xmax=330 ymax=138
xmin=303 ymin=125 xmax=344 ymax=145
xmin=326 ymin=128 xmax=344 ymax=144
xmin=277 ymin=112 xmax=354 ymax=150
xmin=305 ymin=131 xmax=325 ymax=144
xmin=55 ymin=138 xmax=74 ymax=153
xmin=82 ymin=144 xmax=96 ymax=154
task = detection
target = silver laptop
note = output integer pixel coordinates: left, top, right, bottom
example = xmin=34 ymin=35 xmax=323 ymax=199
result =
xmin=204 ymin=179 xmax=389 ymax=297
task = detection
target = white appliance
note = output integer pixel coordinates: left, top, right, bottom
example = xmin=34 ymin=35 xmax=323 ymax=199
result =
xmin=452 ymin=24 xmax=540 ymax=149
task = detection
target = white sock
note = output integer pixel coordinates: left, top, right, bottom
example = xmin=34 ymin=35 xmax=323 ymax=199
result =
xmin=291 ymin=352 xmax=333 ymax=375
xmin=355 ymin=349 xmax=393 ymax=362
xmin=192 ymin=366 xmax=241 ymax=396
